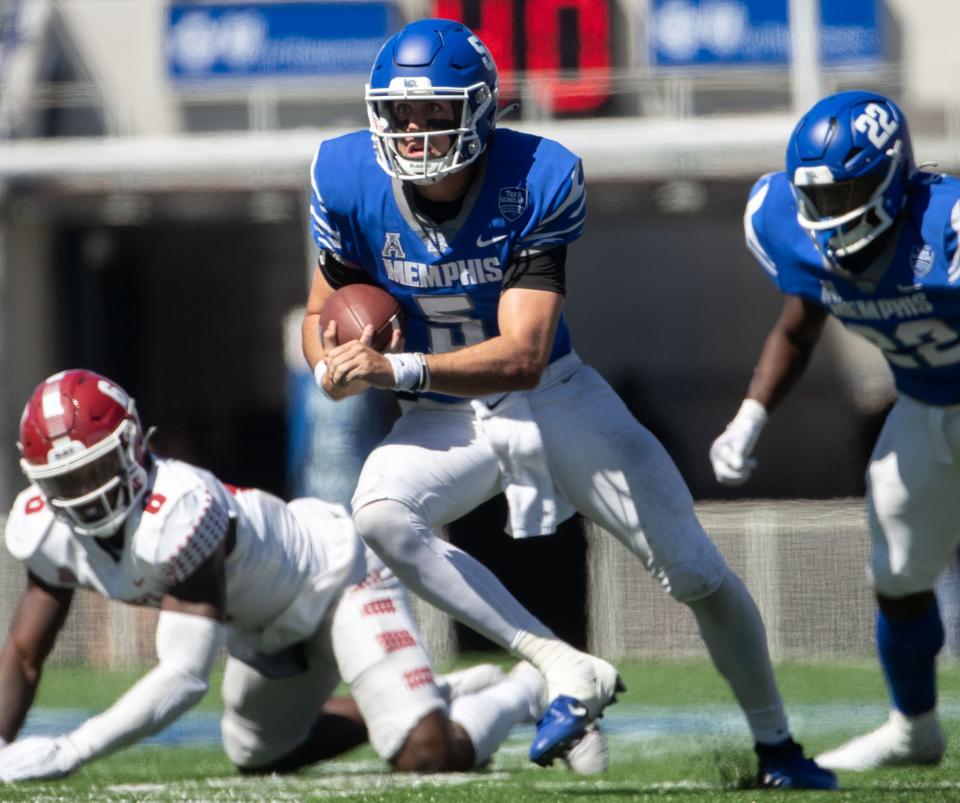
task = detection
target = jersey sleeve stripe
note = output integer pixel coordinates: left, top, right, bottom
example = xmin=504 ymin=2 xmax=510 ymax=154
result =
xmin=518 ymin=218 xmax=584 ymax=248
xmin=310 ymin=207 xmax=342 ymax=251
xmin=948 ymin=200 xmax=960 ymax=285
xmin=310 ymin=146 xmax=344 ymax=252
xmin=537 ymin=165 xmax=585 ymax=228
xmin=744 ymin=179 xmax=778 ymax=277
xmin=160 ymin=492 xmax=230 ymax=586
xmin=309 ymin=145 xmax=321 ymax=199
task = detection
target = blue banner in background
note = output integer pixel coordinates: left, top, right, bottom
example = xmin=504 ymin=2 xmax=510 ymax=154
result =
xmin=650 ymin=0 xmax=880 ymax=67
xmin=167 ymin=2 xmax=397 ymax=80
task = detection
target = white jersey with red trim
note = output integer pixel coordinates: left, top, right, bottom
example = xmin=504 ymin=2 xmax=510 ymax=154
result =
xmin=4 ymin=457 xmax=363 ymax=654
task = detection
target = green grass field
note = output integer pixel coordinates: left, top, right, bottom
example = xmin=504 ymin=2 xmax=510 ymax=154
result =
xmin=3 ymin=657 xmax=960 ymax=802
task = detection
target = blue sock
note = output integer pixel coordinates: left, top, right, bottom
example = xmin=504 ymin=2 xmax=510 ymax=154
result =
xmin=876 ymin=599 xmax=944 ymax=716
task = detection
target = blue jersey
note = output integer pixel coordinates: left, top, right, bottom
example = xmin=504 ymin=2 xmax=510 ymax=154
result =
xmin=745 ymin=170 xmax=960 ymax=405
xmin=310 ymin=128 xmax=584 ymax=401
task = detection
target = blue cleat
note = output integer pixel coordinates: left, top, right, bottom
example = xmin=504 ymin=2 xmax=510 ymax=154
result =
xmin=529 ymin=674 xmax=625 ymax=768
xmin=756 ymin=738 xmax=839 ymax=790
xmin=530 ymin=695 xmax=590 ymax=766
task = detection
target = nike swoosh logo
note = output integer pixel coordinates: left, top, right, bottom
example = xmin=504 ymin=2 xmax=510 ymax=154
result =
xmin=897 ymin=283 xmax=922 ymax=292
xmin=476 ymin=234 xmax=508 ymax=248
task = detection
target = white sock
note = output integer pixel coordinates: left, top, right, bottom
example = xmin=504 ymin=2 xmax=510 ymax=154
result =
xmin=449 ymin=674 xmax=542 ymax=766
xmin=512 ymin=631 xmax=578 ymax=672
xmin=687 ymin=570 xmax=790 ymax=745
xmin=353 ymin=499 xmax=553 ymax=648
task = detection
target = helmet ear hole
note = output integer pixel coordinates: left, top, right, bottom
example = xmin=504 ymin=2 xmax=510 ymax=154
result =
xmin=843 ymin=146 xmax=863 ymax=166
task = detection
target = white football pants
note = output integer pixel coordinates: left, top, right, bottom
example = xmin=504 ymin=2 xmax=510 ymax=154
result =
xmin=352 ymin=354 xmax=728 ymax=648
xmin=868 ymin=394 xmax=960 ymax=597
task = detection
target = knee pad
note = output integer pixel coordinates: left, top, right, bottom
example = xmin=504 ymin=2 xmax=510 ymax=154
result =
xmin=353 ymin=498 xmax=413 ymax=554
xmin=664 ymin=542 xmax=728 ymax=603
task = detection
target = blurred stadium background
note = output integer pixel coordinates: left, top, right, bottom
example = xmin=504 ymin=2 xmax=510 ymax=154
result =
xmin=1 ymin=0 xmax=959 ymax=668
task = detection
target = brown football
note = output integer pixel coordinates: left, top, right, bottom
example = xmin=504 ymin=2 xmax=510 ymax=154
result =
xmin=319 ymin=284 xmax=402 ymax=352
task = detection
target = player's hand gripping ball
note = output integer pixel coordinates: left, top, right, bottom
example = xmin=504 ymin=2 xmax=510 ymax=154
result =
xmin=319 ymin=284 xmax=402 ymax=352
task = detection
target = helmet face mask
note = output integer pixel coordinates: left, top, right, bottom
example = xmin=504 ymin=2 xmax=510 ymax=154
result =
xmin=18 ymin=370 xmax=148 ymax=538
xmin=786 ymin=91 xmax=915 ymax=261
xmin=365 ymin=19 xmax=499 ymax=184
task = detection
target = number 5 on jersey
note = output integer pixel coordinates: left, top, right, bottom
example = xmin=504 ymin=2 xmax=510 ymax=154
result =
xmin=415 ymin=294 xmax=488 ymax=352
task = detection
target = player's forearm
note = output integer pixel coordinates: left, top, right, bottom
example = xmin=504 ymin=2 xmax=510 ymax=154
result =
xmin=746 ymin=328 xmax=817 ymax=412
xmin=65 ymin=611 xmax=222 ymax=764
xmin=421 ymin=286 xmax=559 ymax=397
xmin=425 ymin=334 xmax=548 ymax=397
xmin=65 ymin=661 xmax=209 ymax=762
xmin=0 ymin=642 xmax=40 ymax=742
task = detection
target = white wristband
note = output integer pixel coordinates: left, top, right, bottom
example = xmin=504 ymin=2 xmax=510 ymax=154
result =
xmin=735 ymin=398 xmax=769 ymax=427
xmin=386 ymin=352 xmax=429 ymax=392
xmin=313 ymin=361 xmax=335 ymax=400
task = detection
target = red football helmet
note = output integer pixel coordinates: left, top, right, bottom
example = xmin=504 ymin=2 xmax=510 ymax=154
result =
xmin=18 ymin=369 xmax=148 ymax=537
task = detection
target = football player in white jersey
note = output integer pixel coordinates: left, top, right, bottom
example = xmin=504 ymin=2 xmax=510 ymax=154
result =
xmin=712 ymin=91 xmax=960 ymax=772
xmin=0 ymin=369 xmax=550 ymax=783
xmin=302 ymin=17 xmax=834 ymax=788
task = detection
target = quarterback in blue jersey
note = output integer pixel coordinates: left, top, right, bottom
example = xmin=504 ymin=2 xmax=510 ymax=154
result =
xmin=302 ymin=18 xmax=834 ymax=788
xmin=712 ymin=90 xmax=959 ymax=771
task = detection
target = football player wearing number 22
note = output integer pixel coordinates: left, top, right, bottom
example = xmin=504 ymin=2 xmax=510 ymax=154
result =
xmin=302 ymin=17 xmax=834 ymax=788
xmin=712 ymin=90 xmax=960 ymax=772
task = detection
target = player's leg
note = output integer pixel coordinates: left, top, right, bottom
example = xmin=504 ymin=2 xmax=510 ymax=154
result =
xmin=817 ymin=398 xmax=959 ymax=771
xmin=219 ymin=641 xmax=510 ymax=772
xmin=351 ymin=402 xmax=621 ymax=756
xmin=390 ymin=661 xmax=547 ymax=772
xmin=220 ymin=645 xmax=344 ymax=774
xmin=352 ymin=403 xmax=542 ymax=646
xmin=533 ymin=362 xmax=835 ymax=788
xmin=329 ymin=555 xmax=544 ymax=771
xmin=434 ymin=663 xmax=507 ymax=705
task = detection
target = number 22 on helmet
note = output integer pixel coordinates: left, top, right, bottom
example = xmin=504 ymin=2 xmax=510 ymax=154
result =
xmin=787 ymin=90 xmax=916 ymax=261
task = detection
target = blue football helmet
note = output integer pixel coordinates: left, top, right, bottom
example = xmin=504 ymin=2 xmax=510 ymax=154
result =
xmin=786 ymin=90 xmax=915 ymax=260
xmin=365 ymin=18 xmax=499 ymax=184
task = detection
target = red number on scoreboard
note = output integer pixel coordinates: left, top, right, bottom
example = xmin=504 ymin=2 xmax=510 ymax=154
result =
xmin=434 ymin=0 xmax=515 ymax=82
xmin=525 ymin=0 xmax=611 ymax=113
xmin=432 ymin=0 xmax=612 ymax=114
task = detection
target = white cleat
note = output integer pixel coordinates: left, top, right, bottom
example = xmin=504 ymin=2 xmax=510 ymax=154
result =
xmin=435 ymin=664 xmax=506 ymax=705
xmin=816 ymin=709 xmax=945 ymax=771
xmin=562 ymin=722 xmax=609 ymax=774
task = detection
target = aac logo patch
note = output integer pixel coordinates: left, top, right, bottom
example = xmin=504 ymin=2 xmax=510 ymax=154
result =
xmin=382 ymin=232 xmax=405 ymax=259
xmin=498 ymin=187 xmax=528 ymax=221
